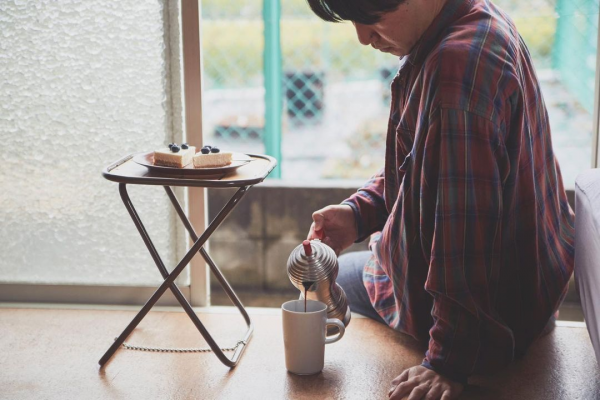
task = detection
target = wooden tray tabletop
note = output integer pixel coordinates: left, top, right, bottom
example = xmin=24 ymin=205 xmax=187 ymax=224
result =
xmin=102 ymin=153 xmax=277 ymax=188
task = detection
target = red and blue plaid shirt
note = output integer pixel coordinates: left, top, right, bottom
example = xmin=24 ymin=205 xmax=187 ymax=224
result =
xmin=343 ymin=0 xmax=575 ymax=384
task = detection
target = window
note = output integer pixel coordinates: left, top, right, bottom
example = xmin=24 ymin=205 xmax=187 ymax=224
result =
xmin=2 ymin=0 xmax=599 ymax=306
xmin=0 ymin=0 xmax=195 ymax=304
xmin=201 ymin=0 xmax=600 ymax=185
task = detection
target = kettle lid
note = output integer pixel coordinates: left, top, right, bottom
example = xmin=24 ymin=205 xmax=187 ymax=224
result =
xmin=286 ymin=239 xmax=338 ymax=283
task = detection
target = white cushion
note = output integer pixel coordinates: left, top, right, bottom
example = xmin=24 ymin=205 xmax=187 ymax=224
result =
xmin=575 ymin=168 xmax=600 ymax=367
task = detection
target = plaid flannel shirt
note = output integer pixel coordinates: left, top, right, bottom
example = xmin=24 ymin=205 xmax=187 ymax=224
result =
xmin=343 ymin=0 xmax=575 ymax=384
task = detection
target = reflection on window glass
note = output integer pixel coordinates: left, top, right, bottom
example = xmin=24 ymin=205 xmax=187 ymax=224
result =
xmin=201 ymin=0 xmax=598 ymax=187
xmin=0 ymin=1 xmax=184 ymax=285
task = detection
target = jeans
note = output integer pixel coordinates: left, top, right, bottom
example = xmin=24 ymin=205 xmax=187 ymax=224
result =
xmin=337 ymin=252 xmax=557 ymax=343
xmin=337 ymin=251 xmax=386 ymax=325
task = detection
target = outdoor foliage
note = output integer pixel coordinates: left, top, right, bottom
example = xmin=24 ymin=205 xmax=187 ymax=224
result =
xmin=202 ymin=20 xmax=394 ymax=88
xmin=202 ymin=0 xmax=559 ymax=89
xmin=200 ymin=0 xmax=598 ymax=182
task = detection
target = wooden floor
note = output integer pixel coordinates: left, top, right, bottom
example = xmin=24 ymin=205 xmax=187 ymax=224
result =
xmin=1 ymin=306 xmax=599 ymax=400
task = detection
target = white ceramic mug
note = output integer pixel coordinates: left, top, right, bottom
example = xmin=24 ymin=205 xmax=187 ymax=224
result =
xmin=282 ymin=299 xmax=345 ymax=375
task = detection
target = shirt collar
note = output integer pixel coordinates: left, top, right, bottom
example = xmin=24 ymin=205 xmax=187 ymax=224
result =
xmin=406 ymin=0 xmax=476 ymax=66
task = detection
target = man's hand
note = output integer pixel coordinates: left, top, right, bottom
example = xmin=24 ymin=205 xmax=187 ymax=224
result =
xmin=388 ymin=366 xmax=463 ymax=400
xmin=307 ymin=205 xmax=357 ymax=255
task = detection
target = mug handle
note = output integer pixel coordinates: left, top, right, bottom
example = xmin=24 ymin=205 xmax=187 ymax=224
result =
xmin=324 ymin=319 xmax=345 ymax=344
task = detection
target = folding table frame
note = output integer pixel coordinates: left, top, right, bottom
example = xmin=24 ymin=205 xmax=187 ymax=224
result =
xmin=98 ymin=153 xmax=277 ymax=368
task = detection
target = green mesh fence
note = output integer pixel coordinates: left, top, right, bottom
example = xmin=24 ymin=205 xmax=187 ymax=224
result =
xmin=554 ymin=0 xmax=599 ymax=113
xmin=500 ymin=0 xmax=598 ymax=188
xmin=201 ymin=0 xmax=598 ymax=185
xmin=202 ymin=0 xmax=263 ymax=89
xmin=201 ymin=0 xmax=266 ymax=154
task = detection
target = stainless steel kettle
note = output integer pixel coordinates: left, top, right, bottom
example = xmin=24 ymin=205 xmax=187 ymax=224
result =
xmin=286 ymin=239 xmax=351 ymax=334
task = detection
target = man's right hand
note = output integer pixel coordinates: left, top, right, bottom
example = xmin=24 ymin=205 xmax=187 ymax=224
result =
xmin=307 ymin=205 xmax=358 ymax=256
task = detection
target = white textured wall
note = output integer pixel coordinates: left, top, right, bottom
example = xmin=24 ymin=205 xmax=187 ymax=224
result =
xmin=0 ymin=0 xmax=185 ymax=285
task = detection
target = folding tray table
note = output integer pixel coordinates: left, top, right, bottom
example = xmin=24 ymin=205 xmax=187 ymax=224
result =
xmin=98 ymin=152 xmax=277 ymax=368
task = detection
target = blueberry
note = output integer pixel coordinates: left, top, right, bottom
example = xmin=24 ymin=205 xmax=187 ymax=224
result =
xmin=204 ymin=145 xmax=212 ymax=149
xmin=168 ymin=143 xmax=176 ymax=149
xmin=181 ymin=143 xmax=189 ymax=149
xmin=201 ymin=147 xmax=210 ymax=154
xmin=210 ymin=147 xmax=220 ymax=153
xmin=171 ymin=145 xmax=180 ymax=153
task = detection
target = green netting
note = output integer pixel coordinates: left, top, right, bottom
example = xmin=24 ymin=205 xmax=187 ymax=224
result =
xmin=202 ymin=0 xmax=263 ymax=19
xmin=200 ymin=0 xmax=598 ymax=183
xmin=553 ymin=0 xmax=599 ymax=113
xmin=200 ymin=0 xmax=265 ymax=152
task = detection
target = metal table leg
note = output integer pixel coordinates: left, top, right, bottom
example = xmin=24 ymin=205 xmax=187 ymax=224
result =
xmin=98 ymin=183 xmax=253 ymax=368
xmin=163 ymin=187 xmax=252 ymax=326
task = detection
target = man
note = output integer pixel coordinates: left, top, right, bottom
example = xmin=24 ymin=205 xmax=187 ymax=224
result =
xmin=305 ymin=0 xmax=575 ymax=399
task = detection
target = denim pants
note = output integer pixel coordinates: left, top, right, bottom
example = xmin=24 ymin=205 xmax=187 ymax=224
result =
xmin=336 ymin=250 xmax=386 ymax=325
xmin=336 ymin=251 xmax=557 ymax=340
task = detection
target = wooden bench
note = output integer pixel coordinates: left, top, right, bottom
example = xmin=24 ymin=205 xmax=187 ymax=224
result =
xmin=1 ymin=307 xmax=598 ymax=399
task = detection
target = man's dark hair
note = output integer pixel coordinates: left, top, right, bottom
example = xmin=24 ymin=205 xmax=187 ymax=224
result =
xmin=306 ymin=0 xmax=407 ymax=25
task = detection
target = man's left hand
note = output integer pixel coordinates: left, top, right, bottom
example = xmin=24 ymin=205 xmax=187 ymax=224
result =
xmin=388 ymin=365 xmax=464 ymax=400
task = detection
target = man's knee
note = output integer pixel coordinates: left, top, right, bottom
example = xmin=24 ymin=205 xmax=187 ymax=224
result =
xmin=337 ymin=251 xmax=371 ymax=286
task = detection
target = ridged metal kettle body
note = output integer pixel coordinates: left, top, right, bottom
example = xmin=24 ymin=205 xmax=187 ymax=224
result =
xmin=287 ymin=240 xmax=351 ymax=334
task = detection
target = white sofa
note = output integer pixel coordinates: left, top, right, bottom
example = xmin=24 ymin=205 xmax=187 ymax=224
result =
xmin=575 ymin=168 xmax=600 ymax=367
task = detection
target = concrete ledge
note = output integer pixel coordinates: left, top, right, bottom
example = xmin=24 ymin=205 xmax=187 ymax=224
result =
xmin=208 ymin=186 xmax=579 ymax=304
xmin=208 ymin=186 xmax=368 ymax=292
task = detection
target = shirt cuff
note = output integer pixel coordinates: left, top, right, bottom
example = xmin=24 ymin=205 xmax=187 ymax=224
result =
xmin=421 ymin=359 xmax=468 ymax=386
xmin=340 ymin=200 xmax=368 ymax=243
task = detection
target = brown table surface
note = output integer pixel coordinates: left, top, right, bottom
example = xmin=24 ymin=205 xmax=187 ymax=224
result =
xmin=1 ymin=306 xmax=599 ymax=399
xmin=103 ymin=153 xmax=277 ymax=188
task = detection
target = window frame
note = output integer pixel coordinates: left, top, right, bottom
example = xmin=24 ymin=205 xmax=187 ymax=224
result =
xmin=594 ymin=10 xmax=600 ymax=169
xmin=183 ymin=0 xmax=210 ymax=307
